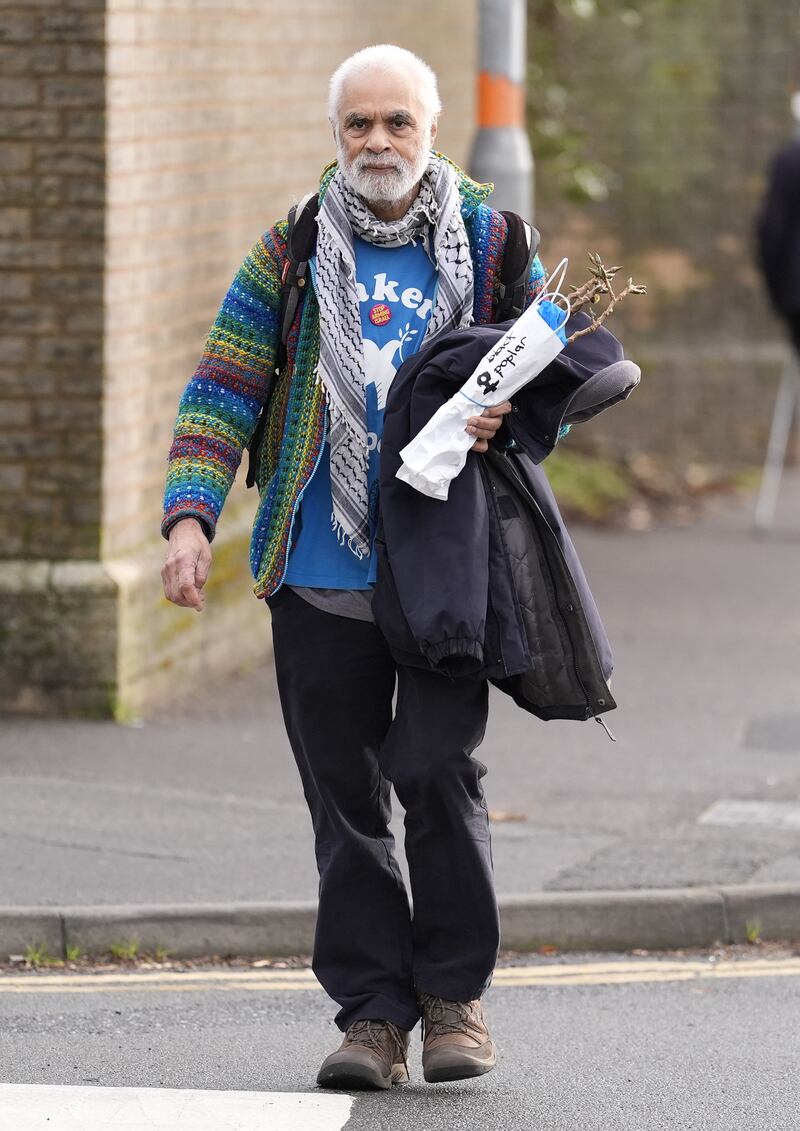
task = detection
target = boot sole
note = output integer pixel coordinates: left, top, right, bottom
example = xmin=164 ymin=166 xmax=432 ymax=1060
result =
xmin=317 ymin=1061 xmax=409 ymax=1091
xmin=423 ymin=1056 xmax=496 ymax=1084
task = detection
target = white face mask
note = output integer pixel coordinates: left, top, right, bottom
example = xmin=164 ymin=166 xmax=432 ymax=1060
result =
xmin=336 ymin=131 xmax=430 ymax=209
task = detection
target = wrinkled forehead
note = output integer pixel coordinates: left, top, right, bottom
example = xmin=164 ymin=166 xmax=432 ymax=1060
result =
xmin=337 ymin=66 xmax=425 ymax=124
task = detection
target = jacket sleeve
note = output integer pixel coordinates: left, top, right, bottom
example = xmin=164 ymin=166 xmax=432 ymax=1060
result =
xmin=160 ymin=224 xmax=286 ymax=543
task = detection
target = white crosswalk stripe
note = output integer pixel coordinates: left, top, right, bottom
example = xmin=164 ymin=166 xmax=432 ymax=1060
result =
xmin=0 ymin=1084 xmax=353 ymax=1131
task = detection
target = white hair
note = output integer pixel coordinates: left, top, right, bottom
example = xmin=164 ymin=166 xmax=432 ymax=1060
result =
xmin=328 ymin=44 xmax=442 ymax=128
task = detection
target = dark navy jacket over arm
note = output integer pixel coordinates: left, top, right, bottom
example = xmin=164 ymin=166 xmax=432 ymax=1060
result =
xmin=375 ymin=313 xmax=634 ymax=701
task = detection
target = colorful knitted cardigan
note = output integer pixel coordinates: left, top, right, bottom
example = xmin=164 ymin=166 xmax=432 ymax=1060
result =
xmin=161 ymin=156 xmax=547 ymax=600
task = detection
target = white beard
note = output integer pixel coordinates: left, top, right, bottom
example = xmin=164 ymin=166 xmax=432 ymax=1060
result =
xmin=336 ymin=136 xmax=430 ymax=207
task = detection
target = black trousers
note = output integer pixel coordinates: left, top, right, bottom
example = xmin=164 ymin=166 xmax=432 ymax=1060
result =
xmin=267 ymin=585 xmax=499 ymax=1032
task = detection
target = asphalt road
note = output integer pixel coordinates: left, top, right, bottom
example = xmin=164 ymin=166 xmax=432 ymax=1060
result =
xmin=1 ymin=952 xmax=798 ymax=1130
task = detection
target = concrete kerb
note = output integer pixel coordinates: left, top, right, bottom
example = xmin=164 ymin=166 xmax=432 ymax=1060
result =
xmin=498 ymin=888 xmax=729 ymax=952
xmin=1 ymin=885 xmax=798 ymax=962
xmin=0 ymin=909 xmax=64 ymax=959
xmin=62 ymin=902 xmax=319 ymax=959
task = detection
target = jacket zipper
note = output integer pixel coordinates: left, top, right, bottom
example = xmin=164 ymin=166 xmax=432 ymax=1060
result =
xmin=482 ymin=469 xmax=515 ymax=673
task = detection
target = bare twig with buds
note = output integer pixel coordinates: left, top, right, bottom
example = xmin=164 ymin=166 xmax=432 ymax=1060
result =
xmin=559 ymin=253 xmax=647 ymax=343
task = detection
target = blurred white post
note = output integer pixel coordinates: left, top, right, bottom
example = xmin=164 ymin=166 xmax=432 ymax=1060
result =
xmin=754 ymin=92 xmax=800 ymax=533
xmin=753 ymin=353 xmax=799 ymax=533
xmin=468 ymin=0 xmax=534 ymax=218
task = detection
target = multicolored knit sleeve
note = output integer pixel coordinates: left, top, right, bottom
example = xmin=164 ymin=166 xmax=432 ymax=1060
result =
xmin=161 ymin=225 xmax=286 ymax=543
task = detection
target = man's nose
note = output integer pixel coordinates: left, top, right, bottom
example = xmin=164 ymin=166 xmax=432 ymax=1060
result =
xmin=366 ymin=124 xmax=392 ymax=152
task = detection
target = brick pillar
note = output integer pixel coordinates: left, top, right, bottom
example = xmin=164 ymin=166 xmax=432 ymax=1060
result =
xmin=1 ymin=0 xmax=477 ymax=718
xmin=0 ymin=3 xmax=116 ymax=715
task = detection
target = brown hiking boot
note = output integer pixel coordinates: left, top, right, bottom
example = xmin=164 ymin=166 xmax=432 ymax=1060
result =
xmin=418 ymin=992 xmax=497 ymax=1083
xmin=317 ymin=1018 xmax=411 ymax=1090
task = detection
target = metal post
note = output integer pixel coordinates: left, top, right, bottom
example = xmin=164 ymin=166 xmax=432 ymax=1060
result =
xmin=468 ymin=0 xmax=534 ymax=219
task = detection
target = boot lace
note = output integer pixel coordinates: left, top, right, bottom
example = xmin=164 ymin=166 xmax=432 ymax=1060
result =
xmin=346 ymin=1019 xmax=409 ymax=1074
xmin=417 ymin=992 xmax=485 ymax=1045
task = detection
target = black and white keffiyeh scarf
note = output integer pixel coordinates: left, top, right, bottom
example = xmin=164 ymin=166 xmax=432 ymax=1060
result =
xmin=314 ymin=153 xmax=474 ymax=558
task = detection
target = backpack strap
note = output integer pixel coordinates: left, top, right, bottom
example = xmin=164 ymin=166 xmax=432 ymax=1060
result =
xmin=494 ymin=210 xmax=541 ymax=323
xmin=279 ymin=191 xmax=320 ymax=349
xmin=246 ymin=192 xmax=320 ymax=489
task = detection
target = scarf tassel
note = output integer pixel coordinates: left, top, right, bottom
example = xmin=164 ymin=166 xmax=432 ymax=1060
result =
xmin=330 ymin=512 xmax=367 ymax=560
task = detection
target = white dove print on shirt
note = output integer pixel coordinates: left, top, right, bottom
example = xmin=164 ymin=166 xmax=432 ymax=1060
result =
xmin=363 ymin=323 xmax=420 ymax=411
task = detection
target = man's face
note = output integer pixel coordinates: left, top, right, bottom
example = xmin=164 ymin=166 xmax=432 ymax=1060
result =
xmin=334 ymin=67 xmax=437 ymax=206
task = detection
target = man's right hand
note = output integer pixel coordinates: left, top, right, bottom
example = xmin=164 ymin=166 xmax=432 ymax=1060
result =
xmin=161 ymin=517 xmax=212 ymax=612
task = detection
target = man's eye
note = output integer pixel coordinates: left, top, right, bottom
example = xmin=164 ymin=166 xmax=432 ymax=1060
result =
xmin=392 ymin=118 xmax=409 ymax=129
xmin=351 ymin=119 xmax=367 ymax=130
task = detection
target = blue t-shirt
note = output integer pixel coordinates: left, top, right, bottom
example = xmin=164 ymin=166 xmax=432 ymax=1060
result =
xmin=283 ymin=236 xmax=438 ymax=588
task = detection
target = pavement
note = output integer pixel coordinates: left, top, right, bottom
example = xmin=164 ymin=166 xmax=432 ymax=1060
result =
xmin=1 ymin=473 xmax=799 ymax=957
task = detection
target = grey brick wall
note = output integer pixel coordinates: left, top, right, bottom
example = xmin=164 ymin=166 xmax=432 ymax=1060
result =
xmin=0 ymin=0 xmax=106 ymax=562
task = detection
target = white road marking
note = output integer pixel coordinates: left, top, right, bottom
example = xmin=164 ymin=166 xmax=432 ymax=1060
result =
xmin=0 ymin=1084 xmax=353 ymax=1131
xmin=698 ymin=798 xmax=800 ymax=829
xmin=2 ymin=957 xmax=800 ymax=994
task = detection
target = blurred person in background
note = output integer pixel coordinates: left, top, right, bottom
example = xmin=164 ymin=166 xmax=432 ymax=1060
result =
xmin=757 ymin=91 xmax=800 ymax=352
xmin=160 ymin=44 xmax=547 ymax=1092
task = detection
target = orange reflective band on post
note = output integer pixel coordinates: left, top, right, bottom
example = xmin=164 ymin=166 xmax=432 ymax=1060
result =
xmin=477 ymin=72 xmax=525 ymax=128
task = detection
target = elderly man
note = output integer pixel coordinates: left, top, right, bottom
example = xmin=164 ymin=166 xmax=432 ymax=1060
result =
xmin=161 ymin=44 xmax=545 ymax=1090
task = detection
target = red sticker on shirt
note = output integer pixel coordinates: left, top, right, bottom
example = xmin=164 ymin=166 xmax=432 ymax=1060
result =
xmin=369 ymin=303 xmax=391 ymax=326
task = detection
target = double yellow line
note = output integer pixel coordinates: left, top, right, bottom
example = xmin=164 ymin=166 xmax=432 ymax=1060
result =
xmin=2 ymin=957 xmax=799 ymax=995
xmin=492 ymin=957 xmax=800 ymax=988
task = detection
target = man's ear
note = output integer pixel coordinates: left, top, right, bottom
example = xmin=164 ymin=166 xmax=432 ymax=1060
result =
xmin=430 ymin=116 xmax=439 ymax=146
